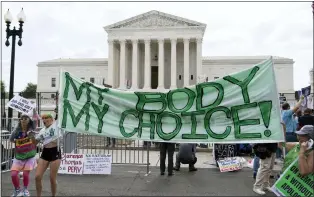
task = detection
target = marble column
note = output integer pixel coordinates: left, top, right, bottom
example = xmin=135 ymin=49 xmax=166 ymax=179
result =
xmin=183 ymin=38 xmax=190 ymax=87
xmin=143 ymin=39 xmax=151 ymax=89
xmin=170 ymin=38 xmax=177 ymax=89
xmin=157 ymin=39 xmax=164 ymax=89
xmin=131 ymin=39 xmax=138 ymax=89
xmin=119 ymin=39 xmax=126 ymax=89
xmin=196 ymin=38 xmax=203 ymax=83
xmin=108 ymin=39 xmax=114 ymax=87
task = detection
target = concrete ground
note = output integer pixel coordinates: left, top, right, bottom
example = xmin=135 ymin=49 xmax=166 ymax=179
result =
xmin=1 ymin=165 xmax=277 ymax=196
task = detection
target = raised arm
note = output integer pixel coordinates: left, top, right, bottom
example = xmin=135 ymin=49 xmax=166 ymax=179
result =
xmin=292 ymin=96 xmax=304 ymax=113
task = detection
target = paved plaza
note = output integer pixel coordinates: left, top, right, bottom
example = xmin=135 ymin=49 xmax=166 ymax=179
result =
xmin=1 ymin=165 xmax=277 ymax=196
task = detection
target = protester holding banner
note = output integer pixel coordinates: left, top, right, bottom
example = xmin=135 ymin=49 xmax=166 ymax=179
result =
xmin=281 ymin=96 xmax=305 ymax=142
xmin=280 ymin=125 xmax=314 ymax=175
xmin=31 ymin=113 xmax=61 ymax=197
xmin=9 ymin=109 xmax=39 ymax=197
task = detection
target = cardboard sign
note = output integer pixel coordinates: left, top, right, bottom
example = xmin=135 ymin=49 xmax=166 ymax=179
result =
xmin=6 ymin=95 xmax=35 ymax=115
xmin=83 ymin=154 xmax=112 ymax=175
xmin=272 ymin=158 xmax=313 ymax=197
xmin=58 ymin=154 xmax=84 ymax=175
xmin=217 ymin=157 xmax=242 ymax=172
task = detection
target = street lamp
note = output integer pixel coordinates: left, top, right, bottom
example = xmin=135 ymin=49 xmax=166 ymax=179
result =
xmin=4 ymin=8 xmax=26 ymax=130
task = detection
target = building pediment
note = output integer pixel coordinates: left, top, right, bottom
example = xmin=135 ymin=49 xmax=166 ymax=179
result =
xmin=104 ymin=10 xmax=206 ymax=31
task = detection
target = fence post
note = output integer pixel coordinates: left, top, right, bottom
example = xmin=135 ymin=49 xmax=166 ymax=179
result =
xmin=146 ymin=144 xmax=150 ymax=176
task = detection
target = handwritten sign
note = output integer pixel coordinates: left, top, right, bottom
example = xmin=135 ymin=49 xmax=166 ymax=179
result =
xmin=58 ymin=154 xmax=84 ymax=175
xmin=83 ymin=154 xmax=112 ymax=175
xmin=214 ymin=144 xmax=237 ymax=159
xmin=217 ymin=157 xmax=242 ymax=172
xmin=6 ymin=95 xmax=35 ymax=115
xmin=272 ymin=158 xmax=313 ymax=197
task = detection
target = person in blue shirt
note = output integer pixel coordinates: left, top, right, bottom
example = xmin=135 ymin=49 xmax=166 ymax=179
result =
xmin=281 ymin=95 xmax=304 ymax=142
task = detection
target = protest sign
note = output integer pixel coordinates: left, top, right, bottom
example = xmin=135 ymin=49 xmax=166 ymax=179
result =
xmin=83 ymin=154 xmax=112 ymax=175
xmin=6 ymin=95 xmax=35 ymax=115
xmin=58 ymin=154 xmax=84 ymax=175
xmin=272 ymin=158 xmax=314 ymax=197
xmin=217 ymin=157 xmax=242 ymax=172
xmin=36 ymin=122 xmax=62 ymax=145
xmin=58 ymin=57 xmax=284 ymax=143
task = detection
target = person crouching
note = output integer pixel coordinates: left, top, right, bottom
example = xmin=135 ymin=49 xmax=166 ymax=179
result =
xmin=174 ymin=143 xmax=197 ymax=172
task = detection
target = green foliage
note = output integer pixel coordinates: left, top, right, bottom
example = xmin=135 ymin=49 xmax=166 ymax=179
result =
xmin=20 ymin=83 xmax=37 ymax=98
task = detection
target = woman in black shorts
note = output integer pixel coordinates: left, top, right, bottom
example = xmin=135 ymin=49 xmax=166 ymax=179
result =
xmin=31 ymin=113 xmax=61 ymax=197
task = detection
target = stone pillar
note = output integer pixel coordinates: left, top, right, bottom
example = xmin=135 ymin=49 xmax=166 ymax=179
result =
xmin=143 ymin=39 xmax=151 ymax=89
xmin=119 ymin=39 xmax=126 ymax=89
xmin=157 ymin=39 xmax=164 ymax=89
xmin=184 ymin=38 xmax=190 ymax=87
xmin=170 ymin=38 xmax=177 ymax=89
xmin=108 ymin=39 xmax=115 ymax=87
xmin=131 ymin=39 xmax=138 ymax=89
xmin=196 ymin=38 xmax=203 ymax=83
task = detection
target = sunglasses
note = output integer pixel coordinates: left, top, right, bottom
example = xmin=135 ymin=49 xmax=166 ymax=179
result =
xmin=20 ymin=117 xmax=29 ymax=121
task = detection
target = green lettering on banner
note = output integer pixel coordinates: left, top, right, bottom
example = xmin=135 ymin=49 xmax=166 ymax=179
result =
xmin=135 ymin=92 xmax=167 ymax=113
xmin=204 ymin=106 xmax=232 ymax=139
xmin=258 ymin=101 xmax=273 ymax=137
xmin=167 ymin=88 xmax=195 ymax=113
xmin=231 ymin=102 xmax=261 ymax=139
xmin=181 ymin=111 xmax=207 ymax=139
xmin=156 ymin=111 xmax=182 ymax=140
xmin=138 ymin=112 xmax=156 ymax=139
xmin=119 ymin=109 xmax=139 ymax=138
xmin=91 ymin=102 xmax=109 ymax=133
xmin=196 ymin=82 xmax=224 ymax=111
xmin=223 ymin=66 xmax=259 ymax=104
xmin=63 ymin=72 xmax=92 ymax=102
xmin=61 ymin=100 xmax=90 ymax=131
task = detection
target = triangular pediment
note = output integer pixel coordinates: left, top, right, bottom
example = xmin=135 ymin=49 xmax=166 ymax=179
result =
xmin=104 ymin=10 xmax=206 ymax=30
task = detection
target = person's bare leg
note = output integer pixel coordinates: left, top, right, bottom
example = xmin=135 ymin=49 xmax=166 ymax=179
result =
xmin=49 ymin=159 xmax=61 ymax=197
xmin=35 ymin=159 xmax=49 ymax=197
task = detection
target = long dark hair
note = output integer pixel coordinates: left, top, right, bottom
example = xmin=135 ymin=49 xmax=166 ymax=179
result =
xmin=17 ymin=115 xmax=35 ymax=131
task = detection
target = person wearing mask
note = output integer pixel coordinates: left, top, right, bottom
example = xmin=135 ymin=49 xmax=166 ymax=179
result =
xmin=252 ymin=142 xmax=278 ymax=195
xmin=279 ymin=125 xmax=314 ymax=176
xmin=281 ymin=96 xmax=304 ymax=142
xmin=30 ymin=113 xmax=61 ymax=197
xmin=297 ymin=108 xmax=314 ymax=130
xmin=159 ymin=142 xmax=175 ymax=176
xmin=173 ymin=143 xmax=197 ymax=172
xmin=9 ymin=110 xmax=39 ymax=197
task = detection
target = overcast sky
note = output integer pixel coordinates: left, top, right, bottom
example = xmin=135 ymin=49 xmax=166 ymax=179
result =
xmin=1 ymin=1 xmax=313 ymax=92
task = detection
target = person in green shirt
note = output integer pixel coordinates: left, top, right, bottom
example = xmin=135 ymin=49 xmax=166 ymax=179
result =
xmin=279 ymin=125 xmax=314 ymax=176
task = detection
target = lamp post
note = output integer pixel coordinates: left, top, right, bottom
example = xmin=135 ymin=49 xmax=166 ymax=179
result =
xmin=4 ymin=8 xmax=26 ymax=130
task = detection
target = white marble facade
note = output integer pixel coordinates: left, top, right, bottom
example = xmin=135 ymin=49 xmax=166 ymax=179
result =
xmin=36 ymin=10 xmax=296 ymax=97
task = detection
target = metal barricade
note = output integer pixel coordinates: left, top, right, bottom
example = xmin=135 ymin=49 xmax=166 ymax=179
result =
xmin=63 ymin=132 xmax=151 ymax=174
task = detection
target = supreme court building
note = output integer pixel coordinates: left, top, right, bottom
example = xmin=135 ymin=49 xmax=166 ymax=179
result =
xmin=37 ymin=10 xmax=296 ymax=106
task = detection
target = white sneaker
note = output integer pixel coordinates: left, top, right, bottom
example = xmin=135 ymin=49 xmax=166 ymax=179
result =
xmin=11 ymin=189 xmax=23 ymax=197
xmin=253 ymin=188 xmax=266 ymax=195
xmin=263 ymin=186 xmax=273 ymax=192
xmin=23 ymin=188 xmax=30 ymax=196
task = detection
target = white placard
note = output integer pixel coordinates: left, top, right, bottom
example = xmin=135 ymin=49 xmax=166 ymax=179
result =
xmin=58 ymin=154 xmax=84 ymax=175
xmin=217 ymin=157 xmax=242 ymax=172
xmin=83 ymin=154 xmax=112 ymax=175
xmin=6 ymin=95 xmax=36 ymax=115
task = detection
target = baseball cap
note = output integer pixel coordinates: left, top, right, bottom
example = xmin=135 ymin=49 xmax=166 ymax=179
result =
xmin=295 ymin=125 xmax=314 ymax=139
